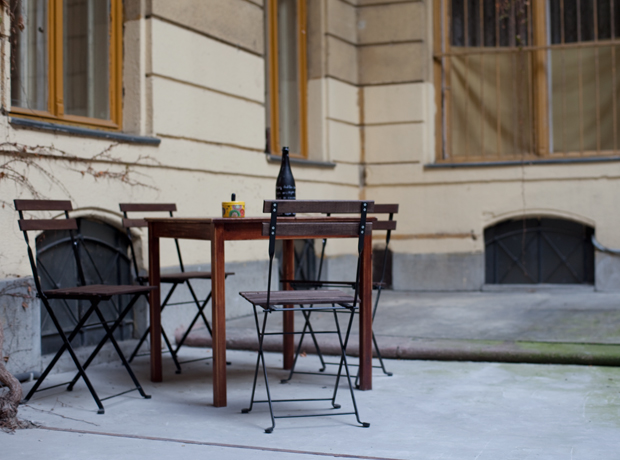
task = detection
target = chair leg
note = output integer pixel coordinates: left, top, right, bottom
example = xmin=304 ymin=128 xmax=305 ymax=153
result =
xmin=128 ymin=327 xmax=150 ymax=363
xmin=242 ymin=305 xmax=263 ymax=415
xmin=128 ymin=283 xmax=177 ymax=363
xmin=371 ymin=331 xmax=392 ymax=376
xmin=354 ymin=330 xmax=392 ymax=388
xmin=90 ymin=305 xmax=151 ymax=400
xmin=173 ymin=290 xmax=212 ymax=354
xmin=280 ymin=309 xmax=326 ymax=383
xmin=242 ymin=306 xmax=276 ymax=434
xmin=185 ymin=281 xmax=213 ymax=336
xmin=332 ymin=307 xmax=369 ymax=428
xmin=305 ymin=311 xmax=328 ymax=372
xmin=128 ymin=285 xmax=182 ymax=373
xmin=67 ymin=292 xmax=145 ymax=391
xmin=24 ymin=301 xmax=105 ymax=414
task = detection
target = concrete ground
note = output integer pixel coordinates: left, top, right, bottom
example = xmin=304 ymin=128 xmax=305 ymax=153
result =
xmin=4 ymin=348 xmax=620 ymax=459
xmin=3 ymin=288 xmax=620 ymax=459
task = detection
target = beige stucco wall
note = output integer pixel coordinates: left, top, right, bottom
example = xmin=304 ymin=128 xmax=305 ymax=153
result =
xmin=2 ymin=0 xmax=620 ymax=288
xmin=0 ymin=0 xmax=366 ymax=282
xmin=3 ymin=0 xmax=620 ymax=374
xmin=357 ymin=0 xmax=620 ymax=290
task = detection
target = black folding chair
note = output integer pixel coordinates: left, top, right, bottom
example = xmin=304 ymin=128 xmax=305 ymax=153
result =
xmin=15 ymin=199 xmax=154 ymax=414
xmin=282 ymin=204 xmax=398 ymax=385
xmin=239 ymin=199 xmax=372 ymax=433
xmin=120 ymin=203 xmax=234 ymax=374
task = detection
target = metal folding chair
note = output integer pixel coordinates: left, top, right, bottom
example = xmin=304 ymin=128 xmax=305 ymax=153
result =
xmin=282 ymin=204 xmax=398 ymax=384
xmin=15 ymin=199 xmax=154 ymax=414
xmin=239 ymin=199 xmax=372 ymax=433
xmin=120 ymin=203 xmax=234 ymax=373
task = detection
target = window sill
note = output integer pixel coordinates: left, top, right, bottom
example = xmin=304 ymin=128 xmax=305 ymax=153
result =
xmin=425 ymin=156 xmax=620 ymax=169
xmin=9 ymin=117 xmax=161 ymax=146
xmin=266 ymin=153 xmax=336 ymax=169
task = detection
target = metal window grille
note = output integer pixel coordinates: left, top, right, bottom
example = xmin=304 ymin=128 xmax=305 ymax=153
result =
xmin=37 ymin=218 xmax=136 ymax=354
xmin=435 ymin=0 xmax=620 ymax=162
xmin=484 ymin=217 xmax=594 ymax=284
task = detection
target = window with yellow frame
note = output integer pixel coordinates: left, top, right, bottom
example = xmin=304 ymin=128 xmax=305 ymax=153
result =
xmin=9 ymin=0 xmax=123 ymax=130
xmin=434 ymin=0 xmax=620 ymax=162
xmin=266 ymin=0 xmax=308 ymax=158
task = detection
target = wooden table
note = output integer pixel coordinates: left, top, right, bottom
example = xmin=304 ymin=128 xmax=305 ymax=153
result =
xmin=146 ymin=216 xmax=373 ymax=407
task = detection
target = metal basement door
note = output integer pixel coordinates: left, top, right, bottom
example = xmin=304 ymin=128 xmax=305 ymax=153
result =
xmin=36 ymin=218 xmax=137 ymax=354
xmin=484 ymin=218 xmax=594 ymax=285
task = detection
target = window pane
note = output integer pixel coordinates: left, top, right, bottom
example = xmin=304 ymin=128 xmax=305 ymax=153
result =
xmin=451 ymin=0 xmax=529 ymax=48
xmin=450 ymin=53 xmax=533 ymax=158
xmin=277 ymin=0 xmax=300 ymax=155
xmin=549 ymin=1 xmax=620 ymax=153
xmin=10 ymin=0 xmax=48 ymax=111
xmin=550 ymin=46 xmax=620 ymax=153
xmin=550 ymin=0 xmax=620 ymax=44
xmin=63 ymin=0 xmax=110 ymax=120
xmin=448 ymin=1 xmax=533 ymax=159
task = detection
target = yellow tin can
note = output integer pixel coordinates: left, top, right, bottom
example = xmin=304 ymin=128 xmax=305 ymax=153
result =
xmin=222 ymin=201 xmax=245 ymax=218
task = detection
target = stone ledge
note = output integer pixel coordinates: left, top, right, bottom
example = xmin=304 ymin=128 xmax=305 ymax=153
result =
xmin=177 ymin=326 xmax=620 ymax=367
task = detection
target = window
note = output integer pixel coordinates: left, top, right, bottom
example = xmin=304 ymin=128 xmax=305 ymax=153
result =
xmin=266 ymin=0 xmax=308 ymax=158
xmin=9 ymin=0 xmax=122 ymax=129
xmin=434 ymin=0 xmax=620 ymax=162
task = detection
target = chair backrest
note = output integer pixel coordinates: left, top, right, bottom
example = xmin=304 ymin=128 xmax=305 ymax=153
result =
xmin=14 ymin=199 xmax=84 ymax=295
xmin=261 ymin=200 xmax=374 ymax=308
xmin=119 ymin=203 xmax=182 ymax=280
xmin=301 ymin=203 xmax=398 ymax=286
xmin=369 ymin=204 xmax=398 ymax=287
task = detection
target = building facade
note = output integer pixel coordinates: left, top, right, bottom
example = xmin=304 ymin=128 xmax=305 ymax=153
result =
xmin=2 ymin=0 xmax=619 ymax=374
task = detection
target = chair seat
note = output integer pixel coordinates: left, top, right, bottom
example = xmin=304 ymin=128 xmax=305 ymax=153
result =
xmin=240 ymin=289 xmax=357 ymax=308
xmin=44 ymin=284 xmax=156 ymax=300
xmin=160 ymin=270 xmax=234 ymax=284
xmin=285 ymin=279 xmax=387 ymax=289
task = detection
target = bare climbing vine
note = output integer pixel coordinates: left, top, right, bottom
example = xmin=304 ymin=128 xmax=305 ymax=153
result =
xmin=0 ymin=141 xmax=160 ymax=208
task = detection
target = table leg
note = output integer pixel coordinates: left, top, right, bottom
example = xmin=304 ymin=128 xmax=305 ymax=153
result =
xmin=148 ymin=227 xmax=162 ymax=382
xmin=282 ymin=239 xmax=295 ymax=370
xmin=358 ymin=230 xmax=373 ymax=390
xmin=211 ymin=226 xmax=227 ymax=407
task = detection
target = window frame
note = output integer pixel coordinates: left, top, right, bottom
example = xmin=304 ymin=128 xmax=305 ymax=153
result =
xmin=266 ymin=0 xmax=308 ymax=159
xmin=433 ymin=0 xmax=620 ymax=163
xmin=10 ymin=0 xmax=123 ymax=131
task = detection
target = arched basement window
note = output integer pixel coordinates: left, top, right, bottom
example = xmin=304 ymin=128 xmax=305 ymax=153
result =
xmin=36 ymin=217 xmax=136 ymax=354
xmin=484 ymin=218 xmax=594 ymax=285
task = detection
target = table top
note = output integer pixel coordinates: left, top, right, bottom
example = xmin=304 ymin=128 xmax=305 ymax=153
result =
xmin=145 ymin=216 xmax=374 ymax=223
xmin=145 ymin=216 xmax=375 ymax=241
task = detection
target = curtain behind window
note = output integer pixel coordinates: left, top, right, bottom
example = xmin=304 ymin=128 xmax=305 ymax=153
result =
xmin=10 ymin=0 xmax=48 ymax=111
xmin=63 ymin=0 xmax=110 ymax=120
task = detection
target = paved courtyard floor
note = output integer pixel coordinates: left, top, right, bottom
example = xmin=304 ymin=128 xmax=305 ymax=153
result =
xmin=3 ymin=347 xmax=619 ymax=459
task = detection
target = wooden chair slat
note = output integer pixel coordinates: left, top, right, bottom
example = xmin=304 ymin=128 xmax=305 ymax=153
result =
xmin=19 ymin=219 xmax=78 ymax=232
xmin=119 ymin=203 xmax=177 ymax=212
xmin=44 ymin=283 xmax=155 ymax=300
xmin=14 ymin=199 xmax=73 ymax=211
xmin=373 ymin=220 xmax=397 ymax=231
xmin=240 ymin=289 xmax=356 ymax=307
xmin=262 ymin=222 xmax=368 ymax=238
xmin=122 ymin=218 xmax=147 ymax=228
xmin=372 ymin=203 xmax=399 ymax=214
xmin=263 ymin=200 xmax=374 ymax=214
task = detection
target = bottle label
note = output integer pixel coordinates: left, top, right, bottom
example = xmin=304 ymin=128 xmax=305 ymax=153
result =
xmin=276 ymin=184 xmax=296 ymax=200
xmin=276 ymin=185 xmax=296 ymax=216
